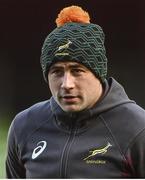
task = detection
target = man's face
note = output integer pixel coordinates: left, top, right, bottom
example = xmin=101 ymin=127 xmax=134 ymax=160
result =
xmin=48 ymin=61 xmax=103 ymax=112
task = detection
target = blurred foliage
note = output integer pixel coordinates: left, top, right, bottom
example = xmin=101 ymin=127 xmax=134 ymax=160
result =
xmin=0 ymin=117 xmax=11 ymax=178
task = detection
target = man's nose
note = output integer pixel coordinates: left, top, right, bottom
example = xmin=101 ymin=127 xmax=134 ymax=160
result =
xmin=61 ymin=72 xmax=75 ymax=89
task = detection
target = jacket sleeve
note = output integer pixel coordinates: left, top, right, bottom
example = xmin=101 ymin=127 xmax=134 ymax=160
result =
xmin=125 ymin=128 xmax=145 ymax=178
xmin=6 ymin=120 xmax=26 ymax=178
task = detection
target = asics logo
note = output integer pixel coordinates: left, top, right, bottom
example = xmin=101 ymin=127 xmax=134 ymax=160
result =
xmin=32 ymin=141 xmax=47 ymax=160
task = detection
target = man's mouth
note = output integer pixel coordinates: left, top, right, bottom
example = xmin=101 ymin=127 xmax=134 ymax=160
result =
xmin=60 ymin=95 xmax=79 ymax=103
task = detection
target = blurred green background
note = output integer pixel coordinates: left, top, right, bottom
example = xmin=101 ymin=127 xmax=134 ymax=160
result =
xmin=0 ymin=117 xmax=11 ymax=178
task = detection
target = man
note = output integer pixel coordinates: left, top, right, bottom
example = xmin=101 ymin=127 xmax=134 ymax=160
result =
xmin=6 ymin=5 xmax=145 ymax=178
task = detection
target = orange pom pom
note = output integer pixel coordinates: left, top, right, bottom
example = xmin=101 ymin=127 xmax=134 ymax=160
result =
xmin=56 ymin=5 xmax=90 ymax=27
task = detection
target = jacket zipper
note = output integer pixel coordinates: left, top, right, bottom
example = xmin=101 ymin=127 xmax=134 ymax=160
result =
xmin=60 ymin=121 xmax=77 ymax=178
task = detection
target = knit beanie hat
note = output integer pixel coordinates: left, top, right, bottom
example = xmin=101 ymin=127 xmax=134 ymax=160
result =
xmin=40 ymin=5 xmax=107 ymax=82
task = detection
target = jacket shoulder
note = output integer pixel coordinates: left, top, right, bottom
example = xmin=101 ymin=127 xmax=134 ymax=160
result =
xmin=9 ymin=100 xmax=52 ymax=145
xmin=102 ymin=102 xmax=145 ymax=154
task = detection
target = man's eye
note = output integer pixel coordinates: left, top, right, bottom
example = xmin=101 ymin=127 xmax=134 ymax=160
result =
xmin=50 ymin=69 xmax=63 ymax=76
xmin=72 ymin=69 xmax=85 ymax=74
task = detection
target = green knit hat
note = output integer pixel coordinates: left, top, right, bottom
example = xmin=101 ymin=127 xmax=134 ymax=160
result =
xmin=40 ymin=6 xmax=107 ymax=82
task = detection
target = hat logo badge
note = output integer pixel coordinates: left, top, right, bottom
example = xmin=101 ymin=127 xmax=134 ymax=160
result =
xmin=55 ymin=40 xmax=72 ymax=56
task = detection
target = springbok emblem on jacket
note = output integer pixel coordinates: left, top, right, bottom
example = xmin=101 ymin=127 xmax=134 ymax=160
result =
xmin=83 ymin=142 xmax=112 ymax=161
